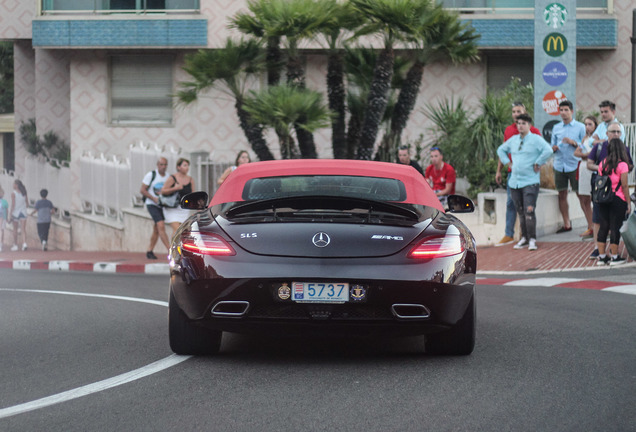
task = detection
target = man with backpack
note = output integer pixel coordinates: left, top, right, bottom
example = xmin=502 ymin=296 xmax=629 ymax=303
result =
xmin=140 ymin=157 xmax=171 ymax=259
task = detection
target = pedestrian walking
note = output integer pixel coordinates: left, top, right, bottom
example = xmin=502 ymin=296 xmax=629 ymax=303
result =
xmin=140 ymin=157 xmax=171 ymax=259
xmin=9 ymin=180 xmax=29 ymax=251
xmin=31 ymin=189 xmax=55 ymax=251
xmin=0 ymin=186 xmax=8 ymax=251
xmin=161 ymin=158 xmax=195 ymax=235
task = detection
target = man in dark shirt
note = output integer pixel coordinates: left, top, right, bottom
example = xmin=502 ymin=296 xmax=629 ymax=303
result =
xmin=397 ymin=145 xmax=424 ymax=175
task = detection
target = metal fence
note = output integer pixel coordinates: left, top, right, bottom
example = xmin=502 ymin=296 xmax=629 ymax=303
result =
xmin=79 ymin=142 xmax=230 ymax=220
xmin=0 ymin=156 xmax=73 ymax=219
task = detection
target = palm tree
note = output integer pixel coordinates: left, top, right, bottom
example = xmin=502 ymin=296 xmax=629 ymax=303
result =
xmin=345 ymin=46 xmax=410 ymax=161
xmin=231 ymin=0 xmax=337 ymax=158
xmin=383 ymin=5 xmax=479 ymax=153
xmin=314 ymin=0 xmax=365 ymax=159
xmin=243 ymin=85 xmax=332 ymax=159
xmin=349 ymin=0 xmax=429 ymax=160
xmin=176 ymin=38 xmax=274 ymax=161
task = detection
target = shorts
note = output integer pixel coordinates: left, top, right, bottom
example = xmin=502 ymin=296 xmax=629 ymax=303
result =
xmin=554 ymin=169 xmax=578 ymax=192
xmin=11 ymin=211 xmax=27 ymax=220
xmin=146 ymin=204 xmax=165 ymax=223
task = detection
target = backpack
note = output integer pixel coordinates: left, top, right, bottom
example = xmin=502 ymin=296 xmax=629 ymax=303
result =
xmin=591 ymin=172 xmax=620 ymax=204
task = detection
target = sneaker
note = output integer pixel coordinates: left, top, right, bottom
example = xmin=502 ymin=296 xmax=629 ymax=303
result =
xmin=579 ymin=228 xmax=593 ymax=238
xmin=22 ymin=243 xmax=27 ymax=251
xmin=610 ymin=256 xmax=626 ymax=266
xmin=496 ymin=235 xmax=515 ymax=247
xmin=513 ymin=237 xmax=528 ymax=249
xmin=10 ymin=244 xmax=18 ymax=252
xmin=589 ymin=249 xmax=599 ymax=259
xmin=146 ymin=251 xmax=158 ymax=260
xmin=528 ymin=239 xmax=537 ymax=251
xmin=596 ymin=255 xmax=610 ymax=266
xmin=42 ymin=240 xmax=47 ymax=251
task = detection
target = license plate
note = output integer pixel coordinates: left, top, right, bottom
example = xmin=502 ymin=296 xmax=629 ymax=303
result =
xmin=292 ymin=282 xmax=349 ymax=303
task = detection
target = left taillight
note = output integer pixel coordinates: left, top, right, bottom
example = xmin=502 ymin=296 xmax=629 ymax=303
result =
xmin=180 ymin=232 xmax=236 ymax=256
xmin=408 ymin=234 xmax=464 ymax=259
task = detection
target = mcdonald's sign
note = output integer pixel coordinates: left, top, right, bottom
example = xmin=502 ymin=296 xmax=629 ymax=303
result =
xmin=543 ymin=32 xmax=567 ymax=57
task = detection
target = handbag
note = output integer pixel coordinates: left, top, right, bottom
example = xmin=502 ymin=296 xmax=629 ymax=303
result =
xmin=159 ymin=192 xmax=179 ymax=208
xmin=159 ymin=174 xmax=180 ymax=208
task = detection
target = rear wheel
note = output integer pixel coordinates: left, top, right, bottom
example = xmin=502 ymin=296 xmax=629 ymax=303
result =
xmin=425 ymin=294 xmax=475 ymax=355
xmin=169 ymin=291 xmax=222 ymax=355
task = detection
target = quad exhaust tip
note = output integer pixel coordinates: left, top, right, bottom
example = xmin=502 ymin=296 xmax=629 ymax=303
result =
xmin=391 ymin=304 xmax=431 ymax=319
xmin=211 ymin=301 xmax=250 ymax=317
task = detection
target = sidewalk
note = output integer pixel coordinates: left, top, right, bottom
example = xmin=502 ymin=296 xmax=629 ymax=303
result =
xmin=0 ymin=228 xmax=633 ymax=275
xmin=0 ymin=249 xmax=169 ymax=274
xmin=478 ymin=228 xmax=634 ymax=273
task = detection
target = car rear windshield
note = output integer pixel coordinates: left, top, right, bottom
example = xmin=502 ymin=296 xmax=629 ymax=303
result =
xmin=242 ymin=175 xmax=407 ymax=202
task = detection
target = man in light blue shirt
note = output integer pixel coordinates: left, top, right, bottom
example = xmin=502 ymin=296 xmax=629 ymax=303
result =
xmin=497 ymin=113 xmax=553 ymax=251
xmin=550 ymin=100 xmax=586 ymax=233
xmin=592 ymin=100 xmax=625 ymax=143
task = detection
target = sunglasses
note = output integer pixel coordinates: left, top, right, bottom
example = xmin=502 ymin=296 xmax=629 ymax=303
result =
xmin=518 ymin=138 xmax=524 ymax=151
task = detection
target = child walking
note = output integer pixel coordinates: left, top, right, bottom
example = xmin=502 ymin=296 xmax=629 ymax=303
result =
xmin=32 ymin=189 xmax=54 ymax=251
xmin=0 ymin=187 xmax=8 ymax=251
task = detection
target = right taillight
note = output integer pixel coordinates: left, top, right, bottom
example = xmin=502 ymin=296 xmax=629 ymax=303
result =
xmin=180 ymin=232 xmax=236 ymax=256
xmin=407 ymin=234 xmax=464 ymax=259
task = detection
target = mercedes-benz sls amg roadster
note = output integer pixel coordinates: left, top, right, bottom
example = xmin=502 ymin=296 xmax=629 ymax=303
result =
xmin=168 ymin=159 xmax=477 ymax=355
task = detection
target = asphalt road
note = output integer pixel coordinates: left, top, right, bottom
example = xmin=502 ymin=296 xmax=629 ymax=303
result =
xmin=1 ymin=270 xmax=635 ymax=432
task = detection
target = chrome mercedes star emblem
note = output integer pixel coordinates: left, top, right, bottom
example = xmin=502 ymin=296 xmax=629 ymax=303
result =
xmin=312 ymin=232 xmax=331 ymax=248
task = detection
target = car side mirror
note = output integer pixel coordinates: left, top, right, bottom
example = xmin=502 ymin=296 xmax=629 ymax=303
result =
xmin=180 ymin=191 xmax=209 ymax=210
xmin=446 ymin=195 xmax=474 ymax=213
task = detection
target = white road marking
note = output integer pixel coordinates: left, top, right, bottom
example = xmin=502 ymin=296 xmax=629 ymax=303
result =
xmin=503 ymin=277 xmax=583 ymax=287
xmin=0 ymin=354 xmax=190 ymax=419
xmin=603 ymin=285 xmax=636 ymax=295
xmin=0 ymin=288 xmax=168 ymax=307
xmin=0 ymin=288 xmax=186 ymax=419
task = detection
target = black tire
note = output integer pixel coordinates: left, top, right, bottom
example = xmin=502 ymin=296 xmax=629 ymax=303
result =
xmin=169 ymin=291 xmax=222 ymax=355
xmin=425 ymin=293 xmax=475 ymax=356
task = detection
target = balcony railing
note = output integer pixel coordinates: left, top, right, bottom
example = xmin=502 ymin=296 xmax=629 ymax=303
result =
xmin=41 ymin=0 xmax=200 ymax=15
xmin=440 ymin=0 xmax=611 ymax=15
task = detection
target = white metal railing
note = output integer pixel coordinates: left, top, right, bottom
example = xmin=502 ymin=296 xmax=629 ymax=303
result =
xmin=40 ymin=0 xmax=200 ymax=15
xmin=78 ymin=141 xmax=229 ymax=221
xmin=0 ymin=156 xmax=72 ymax=221
xmin=441 ymin=0 xmax=611 ymax=14
xmin=23 ymin=156 xmax=72 ymax=218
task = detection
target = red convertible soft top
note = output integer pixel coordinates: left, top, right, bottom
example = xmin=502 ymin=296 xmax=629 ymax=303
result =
xmin=210 ymin=159 xmax=443 ymax=210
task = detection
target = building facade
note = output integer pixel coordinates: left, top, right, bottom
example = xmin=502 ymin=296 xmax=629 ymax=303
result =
xmin=0 ymin=0 xmax=628 ymax=214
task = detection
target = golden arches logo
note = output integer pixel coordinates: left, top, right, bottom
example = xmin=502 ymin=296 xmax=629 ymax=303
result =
xmin=543 ymin=33 xmax=567 ymax=57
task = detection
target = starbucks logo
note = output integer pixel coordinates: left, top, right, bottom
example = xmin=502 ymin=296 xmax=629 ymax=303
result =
xmin=544 ymin=3 xmax=568 ymax=29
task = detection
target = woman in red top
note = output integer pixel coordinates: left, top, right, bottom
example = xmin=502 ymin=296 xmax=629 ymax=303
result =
xmin=596 ymin=138 xmax=632 ymax=265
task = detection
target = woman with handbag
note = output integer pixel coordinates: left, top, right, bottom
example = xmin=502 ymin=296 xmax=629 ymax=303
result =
xmin=595 ymin=138 xmax=632 ymax=266
xmin=161 ymin=158 xmax=195 ymax=235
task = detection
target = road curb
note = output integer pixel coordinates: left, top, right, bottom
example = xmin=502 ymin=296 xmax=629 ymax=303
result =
xmin=0 ymin=259 xmax=170 ymax=275
xmin=477 ymin=277 xmax=636 ymax=295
